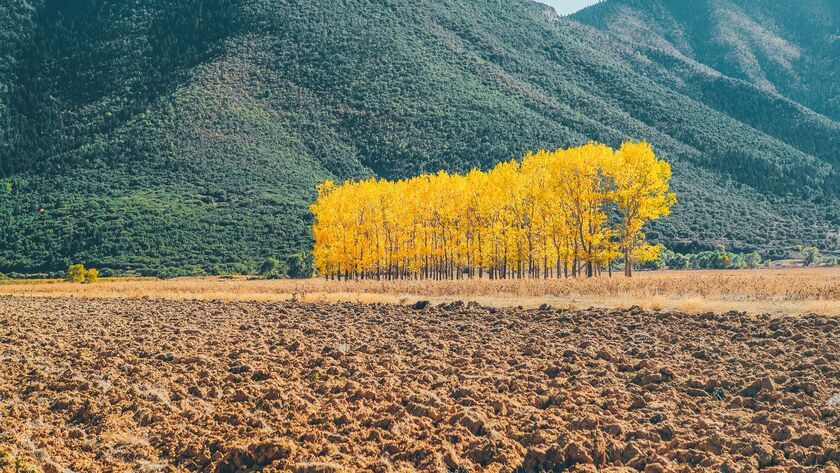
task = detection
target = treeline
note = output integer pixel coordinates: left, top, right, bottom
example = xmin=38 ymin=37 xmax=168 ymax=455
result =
xmin=0 ymin=254 xmax=316 ymax=281
xmin=656 ymin=248 xmax=763 ymax=270
xmin=654 ymin=246 xmax=840 ymax=270
xmin=311 ymin=141 xmax=675 ymax=280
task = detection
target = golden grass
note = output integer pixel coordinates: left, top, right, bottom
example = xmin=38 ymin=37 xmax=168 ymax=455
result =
xmin=1 ymin=268 xmax=838 ymax=316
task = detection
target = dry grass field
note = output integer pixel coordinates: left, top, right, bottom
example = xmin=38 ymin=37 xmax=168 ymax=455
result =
xmin=1 ymin=268 xmax=838 ymax=316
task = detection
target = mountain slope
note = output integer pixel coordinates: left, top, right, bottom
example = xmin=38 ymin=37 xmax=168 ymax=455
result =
xmin=573 ymin=0 xmax=839 ymax=120
xmin=569 ymin=0 xmax=840 ymax=188
xmin=0 ymin=0 xmax=837 ymax=275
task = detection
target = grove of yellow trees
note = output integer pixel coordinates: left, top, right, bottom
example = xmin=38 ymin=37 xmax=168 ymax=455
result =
xmin=311 ymin=141 xmax=676 ymax=280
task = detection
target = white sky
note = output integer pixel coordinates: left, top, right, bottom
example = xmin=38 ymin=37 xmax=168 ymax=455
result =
xmin=538 ymin=0 xmax=600 ymax=15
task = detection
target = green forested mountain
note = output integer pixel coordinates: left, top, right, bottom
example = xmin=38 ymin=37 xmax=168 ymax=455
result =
xmin=571 ymin=0 xmax=839 ymax=172
xmin=0 ymin=0 xmax=837 ymax=276
xmin=574 ymin=0 xmax=839 ymax=120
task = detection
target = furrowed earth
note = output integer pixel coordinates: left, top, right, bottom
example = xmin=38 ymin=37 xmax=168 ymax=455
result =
xmin=0 ymin=297 xmax=838 ymax=472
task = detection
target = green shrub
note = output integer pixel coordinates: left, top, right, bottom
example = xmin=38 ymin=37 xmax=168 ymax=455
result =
xmin=801 ymin=246 xmax=821 ymax=266
xmin=744 ymin=251 xmax=762 ymax=268
xmin=286 ymin=253 xmax=314 ymax=279
xmin=259 ymin=257 xmax=285 ymax=279
xmin=660 ymin=248 xmax=769 ymax=270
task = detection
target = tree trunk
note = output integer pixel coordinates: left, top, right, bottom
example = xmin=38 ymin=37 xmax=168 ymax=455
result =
xmin=625 ymin=249 xmax=632 ymax=277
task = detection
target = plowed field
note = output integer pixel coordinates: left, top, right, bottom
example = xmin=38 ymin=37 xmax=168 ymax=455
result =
xmin=1 ymin=297 xmax=837 ymax=472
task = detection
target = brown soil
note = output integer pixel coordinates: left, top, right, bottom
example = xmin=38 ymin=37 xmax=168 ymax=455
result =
xmin=0 ymin=296 xmax=837 ymax=472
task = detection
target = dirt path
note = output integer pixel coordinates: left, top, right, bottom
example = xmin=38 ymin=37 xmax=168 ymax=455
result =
xmin=0 ymin=297 xmax=837 ymax=472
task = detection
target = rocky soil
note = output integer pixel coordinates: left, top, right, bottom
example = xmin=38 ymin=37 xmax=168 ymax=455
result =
xmin=0 ymin=296 xmax=838 ymax=472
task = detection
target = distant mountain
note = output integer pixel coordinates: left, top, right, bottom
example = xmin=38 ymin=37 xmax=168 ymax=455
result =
xmin=573 ymin=0 xmax=838 ymax=120
xmin=0 ymin=0 xmax=837 ymax=275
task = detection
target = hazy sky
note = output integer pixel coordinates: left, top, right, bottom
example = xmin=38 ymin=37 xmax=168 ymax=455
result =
xmin=538 ymin=0 xmax=600 ymax=15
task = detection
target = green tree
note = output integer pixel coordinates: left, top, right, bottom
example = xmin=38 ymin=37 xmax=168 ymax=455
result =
xmin=744 ymin=251 xmax=762 ymax=268
xmin=802 ymin=247 xmax=821 ymax=266
xmin=671 ymin=253 xmax=689 ymax=269
xmin=730 ymin=254 xmax=746 ymax=269
xmin=259 ymin=257 xmax=285 ymax=279
xmin=286 ymin=253 xmax=314 ymax=279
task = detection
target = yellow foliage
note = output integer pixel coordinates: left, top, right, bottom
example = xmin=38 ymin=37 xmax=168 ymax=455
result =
xmin=66 ymin=264 xmax=87 ymax=283
xmin=311 ymin=141 xmax=675 ymax=279
xmin=66 ymin=264 xmax=100 ymax=284
xmin=85 ymin=268 xmax=100 ymax=284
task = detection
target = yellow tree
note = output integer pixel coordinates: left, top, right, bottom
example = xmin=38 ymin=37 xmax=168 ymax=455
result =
xmin=520 ymin=150 xmax=553 ymax=277
xmin=311 ymin=140 xmax=675 ymax=280
xmin=610 ymin=141 xmax=676 ymax=276
xmin=541 ymin=150 xmax=573 ymax=277
xmin=486 ymin=161 xmax=519 ymax=278
xmin=462 ymin=169 xmax=488 ymax=277
xmin=550 ymin=143 xmax=612 ymax=277
xmin=311 ymin=180 xmax=355 ymax=279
